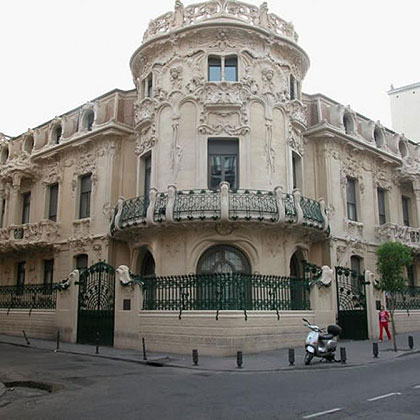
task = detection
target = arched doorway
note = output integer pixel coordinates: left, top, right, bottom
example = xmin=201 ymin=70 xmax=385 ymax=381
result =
xmin=138 ymin=250 xmax=156 ymax=309
xmin=290 ymin=249 xmax=307 ymax=310
xmin=140 ymin=250 xmax=155 ymax=277
xmin=197 ymin=245 xmax=251 ymax=309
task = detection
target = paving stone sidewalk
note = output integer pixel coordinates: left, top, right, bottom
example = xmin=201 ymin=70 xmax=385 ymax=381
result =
xmin=1 ymin=331 xmax=419 ymax=372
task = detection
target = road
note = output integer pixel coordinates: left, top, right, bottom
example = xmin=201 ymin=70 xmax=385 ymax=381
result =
xmin=0 ymin=343 xmax=419 ymax=419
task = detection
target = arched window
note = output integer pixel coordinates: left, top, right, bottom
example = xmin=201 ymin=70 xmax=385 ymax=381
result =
xmin=0 ymin=146 xmax=9 ymax=164
xmin=399 ymin=141 xmax=408 ymax=158
xmin=343 ymin=113 xmax=354 ymax=135
xmin=290 ymin=250 xmax=307 ymax=309
xmin=52 ymin=125 xmax=62 ymax=144
xmin=23 ymin=136 xmax=34 ymax=153
xmin=292 ymin=151 xmax=302 ymax=191
xmin=373 ymin=127 xmax=384 ymax=148
xmin=197 ymin=245 xmax=250 ymax=274
xmin=83 ymin=111 xmax=95 ymax=132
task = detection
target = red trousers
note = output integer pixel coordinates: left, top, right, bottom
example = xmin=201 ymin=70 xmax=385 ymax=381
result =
xmin=379 ymin=322 xmax=391 ymax=340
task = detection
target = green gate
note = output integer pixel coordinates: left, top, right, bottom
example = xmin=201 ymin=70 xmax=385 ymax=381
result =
xmin=77 ymin=262 xmax=115 ymax=346
xmin=335 ymin=266 xmax=368 ymax=340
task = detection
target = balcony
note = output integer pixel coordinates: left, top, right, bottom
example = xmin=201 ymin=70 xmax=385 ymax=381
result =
xmin=0 ymin=220 xmax=60 ymax=253
xmin=375 ymin=223 xmax=420 ymax=251
xmin=110 ymin=184 xmax=329 ymax=236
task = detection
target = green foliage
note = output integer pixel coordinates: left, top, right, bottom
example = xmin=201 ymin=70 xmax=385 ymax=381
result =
xmin=376 ymin=241 xmax=412 ymax=293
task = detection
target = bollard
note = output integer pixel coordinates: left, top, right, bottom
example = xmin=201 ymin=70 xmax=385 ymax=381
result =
xmin=288 ymin=348 xmax=295 ymax=366
xmin=372 ymin=342 xmax=379 ymax=358
xmin=408 ymin=335 xmax=414 ymax=350
xmin=56 ymin=331 xmax=60 ymax=351
xmin=192 ymin=349 xmax=199 ymax=366
xmin=237 ymin=351 xmax=243 ymax=368
xmin=22 ymin=330 xmax=30 ymax=345
xmin=142 ymin=337 xmax=147 ymax=361
xmin=95 ymin=331 xmax=100 ymax=354
xmin=340 ymin=347 xmax=347 ymax=364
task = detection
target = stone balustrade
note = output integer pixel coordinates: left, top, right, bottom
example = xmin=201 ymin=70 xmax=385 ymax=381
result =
xmin=0 ymin=220 xmax=60 ymax=252
xmin=111 ymin=184 xmax=328 ymax=235
xmin=142 ymin=0 xmax=298 ymax=43
xmin=375 ymin=223 xmax=420 ymax=249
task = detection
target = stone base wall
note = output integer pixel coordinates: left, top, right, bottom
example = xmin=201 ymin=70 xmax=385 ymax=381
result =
xmin=0 ymin=310 xmax=56 ymax=340
xmin=393 ymin=310 xmax=420 ymax=333
xmin=132 ymin=310 xmax=315 ymax=356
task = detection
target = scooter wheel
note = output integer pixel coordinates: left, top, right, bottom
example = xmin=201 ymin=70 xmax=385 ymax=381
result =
xmin=304 ymin=351 xmax=313 ymax=366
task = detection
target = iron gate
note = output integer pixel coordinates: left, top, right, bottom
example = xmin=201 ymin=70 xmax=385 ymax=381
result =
xmin=335 ymin=266 xmax=368 ymax=340
xmin=77 ymin=262 xmax=115 ymax=346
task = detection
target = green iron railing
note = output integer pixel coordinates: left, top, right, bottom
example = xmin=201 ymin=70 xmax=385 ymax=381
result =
xmin=229 ymin=190 xmax=278 ymax=222
xmin=394 ymin=287 xmax=420 ymax=310
xmin=113 ymin=189 xmax=325 ymax=231
xmin=300 ymin=196 xmax=324 ymax=229
xmin=119 ymin=196 xmax=148 ymax=228
xmin=173 ymin=189 xmax=221 ymax=221
xmin=137 ymin=273 xmax=310 ymax=315
xmin=0 ymin=283 xmax=57 ymax=311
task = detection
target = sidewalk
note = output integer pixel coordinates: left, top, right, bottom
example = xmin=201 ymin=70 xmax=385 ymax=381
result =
xmin=1 ymin=332 xmax=419 ymax=372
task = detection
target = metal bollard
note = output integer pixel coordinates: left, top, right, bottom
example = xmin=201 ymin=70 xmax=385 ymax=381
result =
xmin=95 ymin=331 xmax=100 ymax=354
xmin=288 ymin=348 xmax=295 ymax=366
xmin=340 ymin=347 xmax=347 ymax=364
xmin=373 ymin=342 xmax=379 ymax=358
xmin=56 ymin=331 xmax=60 ymax=351
xmin=22 ymin=330 xmax=30 ymax=345
xmin=237 ymin=351 xmax=243 ymax=368
xmin=142 ymin=337 xmax=147 ymax=361
xmin=408 ymin=335 xmax=414 ymax=350
xmin=192 ymin=349 xmax=199 ymax=366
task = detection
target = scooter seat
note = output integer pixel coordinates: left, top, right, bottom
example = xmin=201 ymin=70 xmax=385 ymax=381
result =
xmin=319 ymin=333 xmax=334 ymax=340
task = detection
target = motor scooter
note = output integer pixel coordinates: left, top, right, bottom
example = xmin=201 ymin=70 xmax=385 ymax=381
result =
xmin=303 ymin=318 xmax=342 ymax=365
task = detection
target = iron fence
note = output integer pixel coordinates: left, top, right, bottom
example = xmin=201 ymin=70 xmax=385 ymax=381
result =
xmin=394 ymin=286 xmax=420 ymax=310
xmin=0 ymin=283 xmax=57 ymax=310
xmin=138 ymin=273 xmax=310 ymax=312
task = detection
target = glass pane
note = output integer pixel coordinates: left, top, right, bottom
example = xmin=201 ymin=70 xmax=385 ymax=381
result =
xmin=402 ymin=196 xmax=410 ymax=226
xmin=198 ymin=246 xmax=250 ymax=274
xmin=225 ymin=57 xmax=237 ymax=82
xmin=49 ymin=184 xmax=58 ymax=221
xmin=224 ymin=156 xmax=237 ymax=188
xmin=80 ymin=175 xmax=91 ymax=194
xmin=346 ymin=179 xmax=356 ymax=204
xmin=79 ymin=191 xmax=91 ymax=218
xmin=208 ymin=57 xmax=221 ymax=81
xmin=348 ymin=203 xmax=357 ymax=221
xmin=76 ymin=254 xmax=88 ymax=271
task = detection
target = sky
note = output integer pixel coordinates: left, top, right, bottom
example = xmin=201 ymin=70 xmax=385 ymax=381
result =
xmin=1 ymin=0 xmax=419 ymax=137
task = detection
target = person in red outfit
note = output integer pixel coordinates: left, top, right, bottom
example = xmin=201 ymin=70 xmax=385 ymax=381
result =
xmin=378 ymin=305 xmax=391 ymax=342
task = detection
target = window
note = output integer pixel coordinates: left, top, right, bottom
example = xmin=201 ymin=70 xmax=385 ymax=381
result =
xmin=16 ymin=262 xmax=25 ymax=294
xmin=48 ymin=183 xmax=59 ymax=222
xmin=85 ymin=111 xmax=94 ymax=131
xmin=346 ymin=178 xmax=357 ymax=221
xmin=0 ymin=198 xmax=5 ymax=228
xmin=407 ymin=264 xmax=416 ymax=289
xmin=292 ymin=152 xmax=302 ymax=190
xmin=197 ymin=245 xmax=250 ymax=274
xmin=290 ymin=74 xmax=296 ymax=100
xmin=144 ymin=154 xmax=152 ymax=199
xmin=53 ymin=125 xmax=62 ymax=144
xmin=23 ymin=136 xmax=34 ymax=153
xmin=146 ymin=74 xmax=153 ymax=98
xmin=1 ymin=146 xmax=9 ymax=163
xmin=402 ymin=196 xmax=411 ymax=226
xmin=75 ymin=254 xmax=88 ymax=271
xmin=350 ymin=255 xmax=363 ymax=292
xmin=208 ymin=139 xmax=239 ymax=190
xmin=79 ymin=174 xmax=92 ymax=219
xmin=208 ymin=55 xmax=238 ymax=82
xmin=377 ymin=188 xmax=386 ymax=225
xmin=21 ymin=192 xmax=31 ymax=224
xmin=343 ymin=113 xmax=354 ymax=135
xmin=43 ymin=259 xmax=54 ymax=292
xmin=374 ymin=127 xmax=384 ymax=148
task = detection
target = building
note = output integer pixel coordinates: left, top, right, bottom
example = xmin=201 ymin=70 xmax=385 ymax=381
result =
xmin=1 ymin=0 xmax=419 ymax=355
xmin=388 ymin=82 xmax=420 ymax=144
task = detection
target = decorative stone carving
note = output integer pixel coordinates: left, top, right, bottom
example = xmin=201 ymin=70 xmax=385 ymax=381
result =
xmin=209 ymin=30 xmax=236 ymax=50
xmin=265 ymin=121 xmax=275 ymax=182
xmin=215 ymin=223 xmax=235 ymax=236
xmin=198 ymin=110 xmax=250 ymax=136
xmin=170 ymin=122 xmax=183 ymax=180
xmin=169 ymin=66 xmax=183 ymax=90
xmin=116 ymin=265 xmax=133 ymax=285
xmin=134 ymin=98 xmax=156 ymax=125
xmin=136 ymin=124 xmax=158 ymax=155
xmin=288 ymin=125 xmax=304 ymax=155
xmin=345 ymin=220 xmax=364 ymax=242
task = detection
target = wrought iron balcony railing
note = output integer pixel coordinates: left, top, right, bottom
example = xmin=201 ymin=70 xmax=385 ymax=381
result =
xmin=111 ymin=185 xmax=328 ymax=235
xmin=394 ymin=286 xmax=420 ymax=310
xmin=134 ymin=273 xmax=310 ymax=314
xmin=0 ymin=283 xmax=58 ymax=310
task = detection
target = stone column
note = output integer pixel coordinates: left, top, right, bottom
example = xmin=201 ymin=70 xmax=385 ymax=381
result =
xmin=55 ymin=270 xmax=79 ymax=343
xmin=8 ymin=175 xmax=22 ymax=225
xmin=114 ymin=266 xmax=143 ymax=349
xmin=365 ymin=270 xmax=379 ymax=340
xmin=413 ymin=185 xmax=420 ymax=228
xmin=310 ymin=266 xmax=336 ymax=327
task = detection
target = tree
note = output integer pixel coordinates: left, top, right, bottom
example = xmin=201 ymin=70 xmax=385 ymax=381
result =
xmin=376 ymin=241 xmax=412 ymax=351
